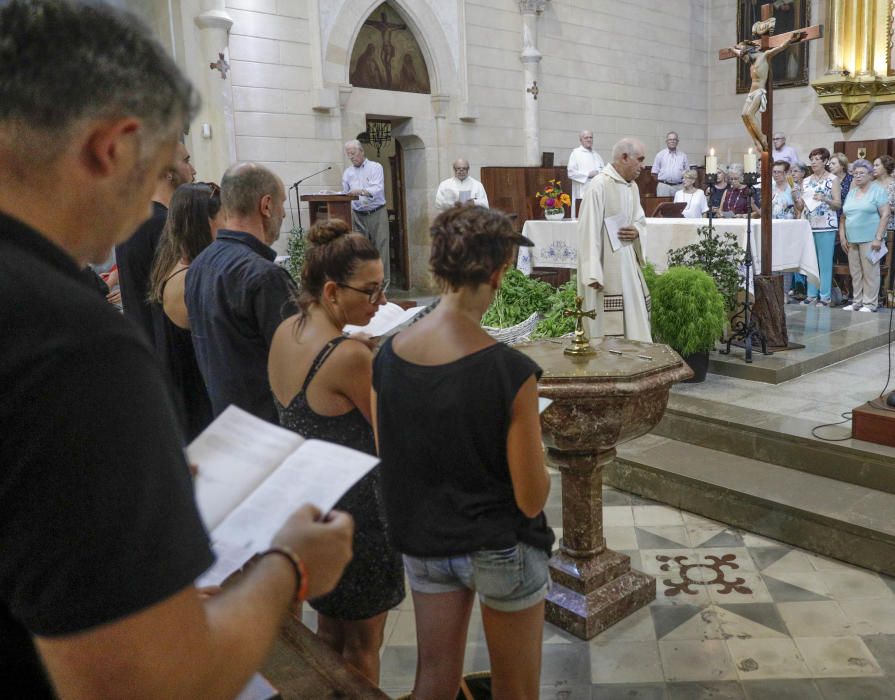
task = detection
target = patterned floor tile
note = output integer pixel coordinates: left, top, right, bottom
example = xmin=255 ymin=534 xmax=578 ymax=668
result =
xmin=756 ymin=549 xmax=816 ymax=575
xmin=539 ymin=683 xmax=592 ymax=699
xmin=592 ymin=605 xmax=657 ymax=643
xmin=691 ymin=529 xmax=747 ymax=550
xmin=726 ymin=638 xmax=811 ymax=680
xmin=860 ymin=634 xmax=895 ymax=675
xmin=741 ymin=678 xmax=821 ymax=699
xmin=793 ymin=636 xmax=883 ymax=678
xmin=589 ymin=640 xmax=663 ymax=684
xmin=817 ymin=570 xmax=894 ymax=601
xmin=636 ymin=526 xmax=691 ymax=550
xmin=651 ymin=604 xmax=714 ymax=641
xmin=640 ymin=549 xmax=698 ymax=577
xmin=540 ymin=643 xmax=593 ymax=685
xmin=633 ymin=505 xmax=685 ymax=526
xmin=813 ymin=676 xmax=895 ymax=699
xmin=604 ymin=526 xmax=638 ymax=551
xmin=707 ymin=572 xmax=773 ymax=605
xmin=666 ymin=681 xmax=747 ymax=699
xmin=763 ymin=574 xmax=831 ymax=603
xmin=716 ymin=603 xmax=790 ymax=639
xmin=590 ymin=682 xmax=665 ymax=699
xmin=776 ymin=602 xmax=854 ymax=638
xmin=659 ymin=639 xmax=737 ymax=682
xmin=604 ymin=506 xmax=635 ymax=527
xmin=603 ymin=487 xmax=633 ymax=506
xmin=660 ymin=606 xmax=725 ymax=642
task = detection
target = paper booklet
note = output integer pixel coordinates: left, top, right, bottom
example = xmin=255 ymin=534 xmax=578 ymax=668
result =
xmin=802 ymin=195 xmax=823 ymax=213
xmin=869 ymin=241 xmax=888 ymax=265
xmin=344 ymin=302 xmax=426 ymax=338
xmin=604 ymin=212 xmax=628 ymax=252
xmin=189 ymin=405 xmax=378 ymax=588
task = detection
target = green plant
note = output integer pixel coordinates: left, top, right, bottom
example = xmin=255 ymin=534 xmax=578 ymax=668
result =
xmin=651 ymin=266 xmax=726 ymax=356
xmin=666 ymin=225 xmax=743 ymax=311
xmin=532 ymin=277 xmax=578 ymax=338
xmin=481 ymin=267 xmax=555 ymax=328
xmin=641 ymin=261 xmax=659 ymax=295
xmin=285 ymin=225 xmax=306 ymax=282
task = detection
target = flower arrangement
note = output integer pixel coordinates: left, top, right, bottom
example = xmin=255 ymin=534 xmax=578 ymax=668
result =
xmin=536 ymin=179 xmax=571 ymax=215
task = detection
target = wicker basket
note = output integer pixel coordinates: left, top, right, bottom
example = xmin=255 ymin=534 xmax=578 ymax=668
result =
xmin=482 ymin=311 xmax=540 ymax=345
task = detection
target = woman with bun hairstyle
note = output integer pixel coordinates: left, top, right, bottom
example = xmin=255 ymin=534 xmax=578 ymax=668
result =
xmin=268 ymin=218 xmax=404 ymax=684
xmin=372 ymin=205 xmax=553 ymax=700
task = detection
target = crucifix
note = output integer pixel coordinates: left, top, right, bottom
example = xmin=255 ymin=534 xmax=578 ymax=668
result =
xmin=563 ymin=296 xmax=597 ymax=356
xmin=527 ymin=81 xmax=539 ymax=101
xmin=718 ymin=3 xmax=822 ymax=276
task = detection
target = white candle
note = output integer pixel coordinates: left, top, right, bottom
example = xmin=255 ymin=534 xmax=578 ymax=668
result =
xmin=706 ymin=148 xmax=717 ymax=175
xmin=744 ymin=148 xmax=757 ymax=173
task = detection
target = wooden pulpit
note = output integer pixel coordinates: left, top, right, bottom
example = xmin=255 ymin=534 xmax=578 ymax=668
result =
xmin=300 ymin=194 xmax=358 ymax=227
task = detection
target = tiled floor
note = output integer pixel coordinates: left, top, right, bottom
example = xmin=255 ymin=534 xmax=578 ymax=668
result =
xmin=364 ymin=478 xmax=895 ymax=699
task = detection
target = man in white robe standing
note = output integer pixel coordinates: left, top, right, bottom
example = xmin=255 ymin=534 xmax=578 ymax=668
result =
xmin=577 ymin=137 xmax=652 ymax=342
xmin=567 ymin=130 xmax=604 ymax=219
xmin=434 ymin=159 xmax=489 ymax=211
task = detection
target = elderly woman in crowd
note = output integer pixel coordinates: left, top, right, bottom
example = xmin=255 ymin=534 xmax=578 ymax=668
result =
xmin=840 ymin=159 xmax=890 ymax=312
xmin=719 ymin=164 xmax=759 ymax=218
xmin=708 ymin=164 xmax=729 ymax=213
xmin=799 ymin=148 xmax=841 ymax=306
xmin=675 ymin=169 xmax=709 ymax=218
xmin=873 ymin=155 xmax=895 ymax=241
xmin=771 ymin=160 xmax=795 ymax=220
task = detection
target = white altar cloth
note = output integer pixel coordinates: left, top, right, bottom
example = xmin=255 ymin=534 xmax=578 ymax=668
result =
xmin=516 ymin=218 xmax=819 ymax=288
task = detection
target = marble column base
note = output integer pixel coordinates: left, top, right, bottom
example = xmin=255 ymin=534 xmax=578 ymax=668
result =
xmin=545 ymin=547 xmax=656 ymax=640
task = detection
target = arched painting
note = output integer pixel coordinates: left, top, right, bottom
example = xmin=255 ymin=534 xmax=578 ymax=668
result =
xmin=349 ymin=3 xmax=431 ymax=94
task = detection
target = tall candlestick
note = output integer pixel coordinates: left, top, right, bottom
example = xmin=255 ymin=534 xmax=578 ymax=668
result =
xmin=744 ymin=148 xmax=757 ymax=174
xmin=706 ymin=148 xmax=718 ymax=175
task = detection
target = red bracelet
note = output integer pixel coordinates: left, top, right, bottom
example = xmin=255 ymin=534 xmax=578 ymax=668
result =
xmin=259 ymin=546 xmax=310 ymax=602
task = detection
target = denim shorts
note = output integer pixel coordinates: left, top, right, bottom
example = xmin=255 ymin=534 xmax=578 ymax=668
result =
xmin=403 ymin=542 xmax=551 ymax=612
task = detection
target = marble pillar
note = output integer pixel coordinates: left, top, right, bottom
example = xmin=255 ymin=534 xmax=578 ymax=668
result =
xmin=518 ymin=337 xmax=693 ymax=640
xmin=519 ymin=0 xmax=546 ymax=166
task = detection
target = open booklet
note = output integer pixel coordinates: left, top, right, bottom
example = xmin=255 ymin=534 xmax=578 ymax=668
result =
xmin=344 ymin=301 xmax=426 ymax=338
xmin=189 ymin=405 xmax=379 ymax=588
xmin=869 ymin=241 xmax=888 ymax=265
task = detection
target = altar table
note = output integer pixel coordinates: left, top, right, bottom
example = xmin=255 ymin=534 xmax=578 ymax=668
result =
xmin=517 ymin=218 xmax=820 ymax=288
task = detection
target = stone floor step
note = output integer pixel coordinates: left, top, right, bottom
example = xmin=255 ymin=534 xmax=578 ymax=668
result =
xmin=654 ymin=393 xmax=895 ymax=494
xmin=608 ymin=433 xmax=895 ymax=577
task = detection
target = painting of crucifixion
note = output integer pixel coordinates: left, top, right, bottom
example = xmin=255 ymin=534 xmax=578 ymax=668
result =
xmin=736 ymin=0 xmax=810 ymax=93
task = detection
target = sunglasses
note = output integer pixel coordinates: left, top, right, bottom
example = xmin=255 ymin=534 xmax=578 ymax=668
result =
xmin=337 ymin=279 xmax=389 ymax=303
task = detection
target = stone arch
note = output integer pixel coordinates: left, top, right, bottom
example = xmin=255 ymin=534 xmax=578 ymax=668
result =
xmin=325 ymin=0 xmax=455 ymax=96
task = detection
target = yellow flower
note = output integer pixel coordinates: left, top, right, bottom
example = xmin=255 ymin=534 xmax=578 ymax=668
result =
xmin=561 ymin=194 xmax=571 ymax=206
xmin=539 ymin=195 xmax=548 ymax=208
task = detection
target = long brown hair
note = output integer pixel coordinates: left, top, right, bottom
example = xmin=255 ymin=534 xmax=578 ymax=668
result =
xmin=148 ymin=183 xmax=220 ymax=303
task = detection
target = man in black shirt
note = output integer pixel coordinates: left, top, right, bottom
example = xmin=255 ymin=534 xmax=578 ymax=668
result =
xmin=115 ymin=142 xmax=196 ymax=347
xmin=186 ymin=162 xmax=297 ymax=423
xmin=0 ymin=2 xmax=352 ymax=696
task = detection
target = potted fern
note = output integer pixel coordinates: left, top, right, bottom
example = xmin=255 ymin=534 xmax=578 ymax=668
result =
xmin=650 ymin=266 xmax=726 ymax=382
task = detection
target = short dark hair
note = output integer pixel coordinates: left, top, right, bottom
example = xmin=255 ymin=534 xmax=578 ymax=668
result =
xmin=878 ymin=155 xmax=895 ymax=176
xmin=0 ymin=0 xmax=198 ymax=165
xmin=772 ymin=160 xmax=790 ymax=172
xmin=429 ymin=206 xmax=518 ymax=291
xmin=809 ymin=147 xmax=830 ymax=161
xmin=221 ymin=163 xmax=282 ymax=217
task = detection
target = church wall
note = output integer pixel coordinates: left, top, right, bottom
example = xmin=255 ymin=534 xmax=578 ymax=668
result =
xmin=707 ymin=0 xmax=895 ymax=168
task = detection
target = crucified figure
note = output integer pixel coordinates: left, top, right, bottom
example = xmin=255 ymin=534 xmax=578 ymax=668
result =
xmin=728 ymin=30 xmax=805 ymax=152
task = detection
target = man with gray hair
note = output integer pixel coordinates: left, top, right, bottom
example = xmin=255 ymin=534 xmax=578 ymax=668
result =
xmin=652 ymin=131 xmax=689 ymax=197
xmin=567 ymin=130 xmax=605 ymax=218
xmin=771 ymin=132 xmax=800 ymax=167
xmin=186 ymin=161 xmax=297 ymax=423
xmin=577 ymin=137 xmax=652 ymax=342
xmin=343 ymin=139 xmax=390 ymax=282
xmin=0 ymin=1 xmax=352 ymax=697
xmin=434 ymin=158 xmax=489 ymax=211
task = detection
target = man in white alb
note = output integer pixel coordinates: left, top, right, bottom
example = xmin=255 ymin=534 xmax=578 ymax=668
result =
xmin=577 ymin=137 xmax=652 ymax=343
xmin=567 ymin=130 xmax=604 ymax=219
xmin=342 ymin=139 xmax=389 ymax=282
xmin=652 ymin=131 xmax=689 ymax=197
xmin=434 ymin=159 xmax=489 ymax=211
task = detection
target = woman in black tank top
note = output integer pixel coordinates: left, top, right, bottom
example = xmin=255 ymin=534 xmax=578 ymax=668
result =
xmin=268 ymin=219 xmax=403 ymax=685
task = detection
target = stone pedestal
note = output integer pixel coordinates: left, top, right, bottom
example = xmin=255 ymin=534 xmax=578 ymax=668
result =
xmin=518 ymin=337 xmax=692 ymax=640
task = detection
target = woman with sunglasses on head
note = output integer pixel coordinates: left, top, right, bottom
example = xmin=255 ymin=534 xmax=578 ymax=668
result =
xmin=267 ymin=218 xmax=403 ymax=685
xmin=372 ymin=205 xmax=553 ymax=700
xmin=148 ymin=182 xmax=221 ymax=441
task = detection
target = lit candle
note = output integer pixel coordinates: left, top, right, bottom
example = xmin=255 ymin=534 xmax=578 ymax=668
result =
xmin=744 ymin=148 xmax=757 ymax=173
xmin=706 ymin=148 xmax=717 ymax=175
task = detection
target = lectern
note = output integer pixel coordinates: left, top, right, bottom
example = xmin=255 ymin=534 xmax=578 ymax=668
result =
xmin=300 ymin=194 xmax=358 ymax=227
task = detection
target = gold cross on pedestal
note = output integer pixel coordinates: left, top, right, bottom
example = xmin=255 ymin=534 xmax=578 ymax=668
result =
xmin=563 ymin=296 xmax=597 ymax=356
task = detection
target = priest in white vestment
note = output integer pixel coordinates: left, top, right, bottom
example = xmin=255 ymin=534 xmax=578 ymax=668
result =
xmin=576 ymin=137 xmax=652 ymax=343
xmin=434 ymin=159 xmax=489 ymax=211
xmin=567 ymin=130 xmax=605 ymax=218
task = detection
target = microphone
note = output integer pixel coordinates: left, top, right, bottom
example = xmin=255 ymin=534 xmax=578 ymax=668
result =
xmin=292 ymin=166 xmax=332 ymax=189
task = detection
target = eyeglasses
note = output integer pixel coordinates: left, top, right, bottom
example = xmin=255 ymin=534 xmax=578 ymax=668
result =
xmin=337 ymin=280 xmax=389 ymax=303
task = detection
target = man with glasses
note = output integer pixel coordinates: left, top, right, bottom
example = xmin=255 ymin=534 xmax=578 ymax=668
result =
xmin=771 ymin=132 xmax=800 ymax=167
xmin=434 ymin=158 xmax=489 ymax=212
xmin=186 ymin=162 xmax=298 ymax=423
xmin=652 ymin=131 xmax=690 ymax=197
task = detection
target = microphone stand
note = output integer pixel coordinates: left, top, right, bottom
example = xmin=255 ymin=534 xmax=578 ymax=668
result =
xmin=291 ymin=166 xmax=333 ymax=234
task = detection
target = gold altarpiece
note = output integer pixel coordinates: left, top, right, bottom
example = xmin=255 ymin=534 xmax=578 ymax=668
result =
xmin=812 ymin=0 xmax=895 ymax=126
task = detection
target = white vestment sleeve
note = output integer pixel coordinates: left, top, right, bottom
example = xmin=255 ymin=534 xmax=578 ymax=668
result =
xmin=434 ymin=181 xmax=453 ymax=211
xmin=474 ymin=180 xmax=489 ymax=208
xmin=567 ymin=150 xmax=589 ymax=185
xmin=577 ymin=180 xmax=606 ymax=290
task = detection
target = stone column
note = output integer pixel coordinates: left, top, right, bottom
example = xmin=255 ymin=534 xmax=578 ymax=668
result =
xmin=193 ymin=1 xmax=236 ymax=181
xmin=519 ymin=0 xmax=546 ymax=166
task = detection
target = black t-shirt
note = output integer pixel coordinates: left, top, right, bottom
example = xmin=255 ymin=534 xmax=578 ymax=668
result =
xmin=115 ymin=201 xmax=167 ymax=348
xmin=0 ymin=211 xmax=214 ymax=695
xmin=372 ymin=337 xmax=555 ymax=557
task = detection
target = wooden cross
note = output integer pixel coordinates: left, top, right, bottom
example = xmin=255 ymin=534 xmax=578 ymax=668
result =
xmin=527 ymin=81 xmax=539 ymax=101
xmin=718 ymin=3 xmax=822 ymax=276
xmin=563 ymin=296 xmax=597 ymax=356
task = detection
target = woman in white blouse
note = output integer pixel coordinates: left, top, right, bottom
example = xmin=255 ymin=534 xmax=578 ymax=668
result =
xmin=674 ymin=169 xmax=709 ymax=218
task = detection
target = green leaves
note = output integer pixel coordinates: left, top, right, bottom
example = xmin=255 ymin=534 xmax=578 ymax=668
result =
xmin=651 ymin=266 xmax=727 ymax=356
xmin=666 ymin=226 xmax=744 ymax=311
xmin=532 ymin=278 xmax=578 ymax=338
xmin=285 ymin=226 xmax=306 ymax=283
xmin=481 ymin=267 xmax=555 ymax=328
